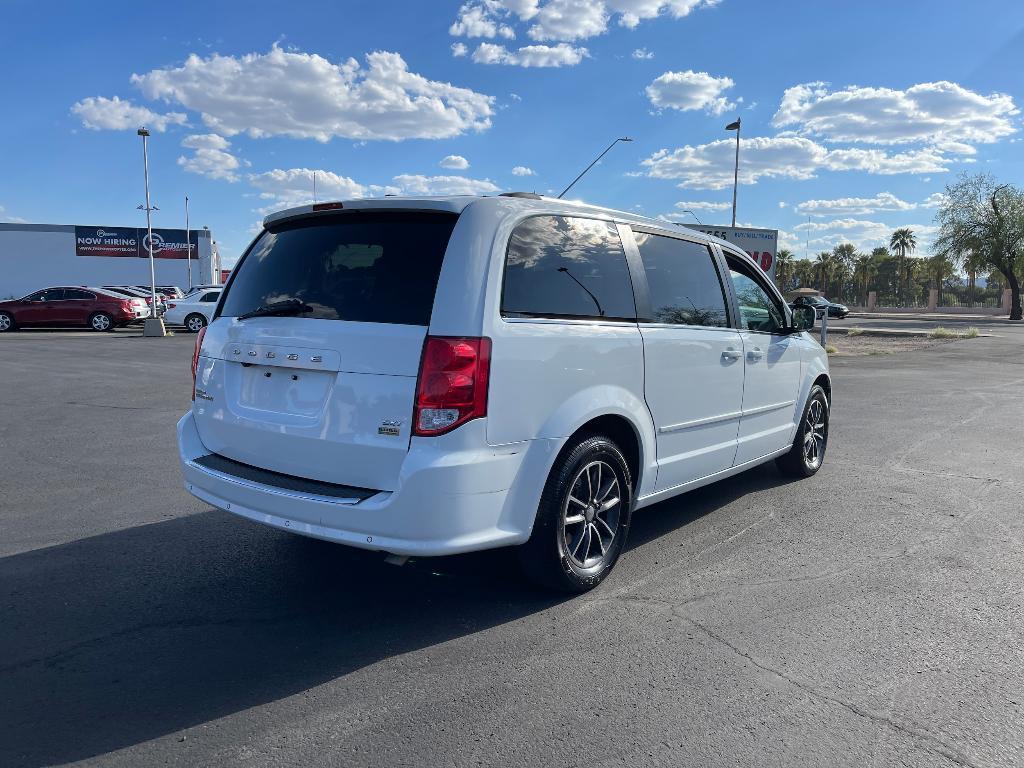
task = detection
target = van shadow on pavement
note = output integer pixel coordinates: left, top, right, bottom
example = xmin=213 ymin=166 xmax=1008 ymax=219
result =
xmin=0 ymin=463 xmax=791 ymax=767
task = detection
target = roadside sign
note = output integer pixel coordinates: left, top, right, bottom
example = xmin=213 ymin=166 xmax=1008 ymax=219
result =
xmin=687 ymin=225 xmax=778 ymax=280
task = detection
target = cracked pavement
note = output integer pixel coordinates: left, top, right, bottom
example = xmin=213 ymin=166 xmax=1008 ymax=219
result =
xmin=1 ymin=327 xmax=1022 ymax=767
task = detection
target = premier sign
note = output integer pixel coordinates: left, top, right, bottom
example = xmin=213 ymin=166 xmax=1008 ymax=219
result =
xmin=75 ymin=227 xmax=200 ymax=260
xmin=688 ymin=225 xmax=778 ymax=280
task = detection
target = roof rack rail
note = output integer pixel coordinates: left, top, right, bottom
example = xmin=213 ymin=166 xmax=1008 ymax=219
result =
xmin=499 ymin=191 xmax=543 ymax=199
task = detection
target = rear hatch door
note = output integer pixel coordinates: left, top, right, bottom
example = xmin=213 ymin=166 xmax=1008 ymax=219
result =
xmin=192 ymin=210 xmax=459 ymax=492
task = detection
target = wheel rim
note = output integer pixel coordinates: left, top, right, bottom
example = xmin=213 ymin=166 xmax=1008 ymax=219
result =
xmin=92 ymin=314 xmax=110 ymax=330
xmin=0 ymin=314 xmax=10 ymax=331
xmin=561 ymin=460 xmax=621 ymax=570
xmin=187 ymin=316 xmax=204 ymax=331
xmin=803 ymin=398 xmax=827 ymax=470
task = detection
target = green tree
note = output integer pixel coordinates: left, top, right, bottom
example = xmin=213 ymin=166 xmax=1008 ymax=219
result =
xmin=774 ymin=249 xmax=795 ymax=291
xmin=926 ymin=253 xmax=954 ymax=303
xmin=889 ymin=228 xmax=917 ymax=306
xmin=814 ymin=251 xmax=834 ymax=293
xmin=831 ymin=243 xmax=857 ymax=300
xmin=934 ymin=173 xmax=1024 ymax=320
xmin=853 ymin=253 xmax=876 ymax=306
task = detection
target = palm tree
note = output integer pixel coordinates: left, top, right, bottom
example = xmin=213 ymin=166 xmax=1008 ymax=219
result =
xmin=853 ymin=254 xmax=876 ymax=306
xmin=889 ymin=228 xmax=917 ymax=306
xmin=814 ymin=251 xmax=834 ymax=294
xmin=774 ymin=249 xmax=795 ymax=291
xmin=927 ymin=253 xmax=954 ymax=304
xmin=964 ymin=249 xmax=987 ymax=307
xmin=793 ymin=258 xmax=816 ymax=289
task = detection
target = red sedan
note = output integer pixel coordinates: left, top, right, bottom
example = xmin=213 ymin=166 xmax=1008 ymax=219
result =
xmin=0 ymin=286 xmax=145 ymax=332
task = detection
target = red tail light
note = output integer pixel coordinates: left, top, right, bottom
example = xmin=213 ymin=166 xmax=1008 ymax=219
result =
xmin=191 ymin=326 xmax=207 ymax=401
xmin=413 ymin=336 xmax=491 ymax=436
xmin=121 ymin=300 xmax=133 ymax=311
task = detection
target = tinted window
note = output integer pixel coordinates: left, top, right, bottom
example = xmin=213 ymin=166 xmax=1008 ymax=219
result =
xmin=200 ymin=292 xmax=220 ymax=303
xmin=63 ymin=289 xmax=95 ymax=300
xmin=728 ymin=258 xmax=786 ymax=333
xmin=633 ymin=232 xmax=728 ymax=327
xmin=502 ymin=216 xmax=635 ymax=320
xmin=29 ymin=289 xmax=64 ymax=302
xmin=220 ymin=211 xmax=458 ymax=326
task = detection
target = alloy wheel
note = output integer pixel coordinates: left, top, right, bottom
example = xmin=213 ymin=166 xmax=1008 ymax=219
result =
xmin=187 ymin=315 xmax=205 ymax=332
xmin=561 ymin=460 xmax=622 ymax=570
xmin=0 ymin=314 xmax=10 ymax=331
xmin=803 ymin=398 xmax=827 ymax=470
xmin=91 ymin=314 xmax=111 ymax=331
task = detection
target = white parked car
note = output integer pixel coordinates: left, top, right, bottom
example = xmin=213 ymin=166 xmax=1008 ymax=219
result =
xmin=165 ymin=289 xmax=221 ymax=332
xmin=178 ymin=195 xmax=829 ymax=592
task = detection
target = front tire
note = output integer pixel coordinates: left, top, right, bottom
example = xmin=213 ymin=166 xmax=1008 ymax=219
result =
xmin=0 ymin=311 xmax=15 ymax=332
xmin=89 ymin=312 xmax=113 ymax=332
xmin=184 ymin=313 xmax=207 ymax=332
xmin=776 ymin=385 xmax=829 ymax=477
xmin=517 ymin=435 xmax=633 ymax=592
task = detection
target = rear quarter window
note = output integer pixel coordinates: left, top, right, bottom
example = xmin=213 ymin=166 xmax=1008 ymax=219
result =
xmin=220 ymin=211 xmax=459 ymax=326
xmin=501 ymin=215 xmax=636 ymax=320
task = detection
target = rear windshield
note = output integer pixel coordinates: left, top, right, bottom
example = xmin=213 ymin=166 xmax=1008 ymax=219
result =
xmin=219 ymin=211 xmax=459 ymax=326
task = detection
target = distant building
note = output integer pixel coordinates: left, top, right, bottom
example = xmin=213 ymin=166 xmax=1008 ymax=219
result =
xmin=0 ymin=222 xmax=221 ymax=298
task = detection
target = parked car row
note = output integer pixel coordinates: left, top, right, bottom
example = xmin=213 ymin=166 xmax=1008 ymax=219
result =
xmin=0 ymin=284 xmax=218 ymax=332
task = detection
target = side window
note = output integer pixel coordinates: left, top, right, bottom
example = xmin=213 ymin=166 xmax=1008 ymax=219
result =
xmin=632 ymin=231 xmax=729 ymax=327
xmin=63 ymin=289 xmax=94 ymax=300
xmin=200 ymin=292 xmax=220 ymax=303
xmin=33 ymin=289 xmax=65 ymax=302
xmin=727 ymin=257 xmax=786 ymax=333
xmin=502 ymin=215 xmax=636 ymax=320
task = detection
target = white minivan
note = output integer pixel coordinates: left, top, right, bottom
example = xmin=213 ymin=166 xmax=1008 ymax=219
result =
xmin=178 ymin=195 xmax=829 ymax=591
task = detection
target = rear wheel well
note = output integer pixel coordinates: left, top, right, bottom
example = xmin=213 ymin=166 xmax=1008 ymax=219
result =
xmin=568 ymin=415 xmax=642 ymax=492
xmin=813 ymin=374 xmax=831 ymax=405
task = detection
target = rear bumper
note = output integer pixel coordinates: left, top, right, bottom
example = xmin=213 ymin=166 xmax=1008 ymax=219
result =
xmin=177 ymin=411 xmax=537 ymax=557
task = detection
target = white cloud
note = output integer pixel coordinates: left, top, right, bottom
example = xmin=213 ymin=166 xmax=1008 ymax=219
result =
xmin=177 ymin=134 xmax=246 ymax=182
xmin=391 ymin=174 xmax=501 ymax=195
xmin=792 ymin=218 xmax=940 ymax=254
xmin=646 ymin=70 xmax=736 ymax=115
xmin=922 ymin=192 xmax=947 ymax=207
xmin=773 ymin=81 xmax=1019 ymax=147
xmin=249 ymin=168 xmax=368 ymax=214
xmin=795 ymin=192 xmax=918 ymax=216
xmin=512 ymin=165 xmax=536 ymax=176
xmin=451 ymin=42 xmax=469 ymax=57
xmin=71 ymin=95 xmax=187 ymax=132
xmin=439 ymin=154 xmax=470 ymax=169
xmin=450 ymin=0 xmax=717 ymax=44
xmin=471 ymin=42 xmax=587 ymax=66
xmin=0 ymin=205 xmax=28 ymax=224
xmin=642 ymin=136 xmax=950 ymax=190
xmin=632 ymin=47 xmax=654 ymax=59
xmin=674 ymin=200 xmax=730 ymax=211
xmin=450 ymin=2 xmax=516 ymax=38
xmin=130 ymin=46 xmax=494 ymax=142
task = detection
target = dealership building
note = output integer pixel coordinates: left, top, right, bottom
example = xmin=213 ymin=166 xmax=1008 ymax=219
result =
xmin=0 ymin=223 xmax=222 ymax=299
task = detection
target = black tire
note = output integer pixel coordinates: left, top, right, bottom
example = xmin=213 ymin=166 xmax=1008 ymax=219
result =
xmin=776 ymin=385 xmax=829 ymax=478
xmin=0 ymin=311 xmax=15 ymax=332
xmin=88 ymin=312 xmax=114 ymax=332
xmin=517 ymin=434 xmax=633 ymax=593
xmin=184 ymin=313 xmax=207 ymax=332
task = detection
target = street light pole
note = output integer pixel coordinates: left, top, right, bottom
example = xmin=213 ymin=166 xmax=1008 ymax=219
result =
xmin=726 ymin=118 xmax=741 ymax=227
xmin=185 ymin=195 xmax=192 ymax=290
xmin=557 ymin=137 xmax=633 ymax=199
xmin=137 ymin=126 xmax=165 ymax=336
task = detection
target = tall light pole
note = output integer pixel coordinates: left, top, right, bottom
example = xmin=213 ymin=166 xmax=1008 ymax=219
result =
xmin=185 ymin=195 xmax=192 ymax=290
xmin=680 ymin=209 xmax=703 ymax=225
xmin=137 ymin=126 xmax=165 ymax=336
xmin=725 ymin=118 xmax=741 ymax=227
xmin=557 ymin=137 xmax=633 ymax=199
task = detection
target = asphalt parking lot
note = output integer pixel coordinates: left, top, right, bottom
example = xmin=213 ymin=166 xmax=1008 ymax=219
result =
xmin=2 ymin=326 xmax=1023 ymax=767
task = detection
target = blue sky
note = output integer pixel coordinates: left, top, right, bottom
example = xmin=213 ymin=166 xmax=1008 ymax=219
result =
xmin=2 ymin=0 xmax=1022 ymax=266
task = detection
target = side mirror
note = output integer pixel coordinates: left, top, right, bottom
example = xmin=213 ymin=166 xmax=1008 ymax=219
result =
xmin=791 ymin=305 xmax=815 ymax=332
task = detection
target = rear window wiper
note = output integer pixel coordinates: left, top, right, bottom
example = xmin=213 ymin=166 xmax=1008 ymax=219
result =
xmin=236 ymin=299 xmax=314 ymax=321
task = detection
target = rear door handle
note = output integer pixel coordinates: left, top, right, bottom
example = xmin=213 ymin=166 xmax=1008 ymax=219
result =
xmin=721 ymin=348 xmax=742 ymax=361
xmin=747 ymin=347 xmax=764 ymax=361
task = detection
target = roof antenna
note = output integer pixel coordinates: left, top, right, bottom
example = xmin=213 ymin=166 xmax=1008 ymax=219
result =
xmin=557 ymin=137 xmax=632 ymax=199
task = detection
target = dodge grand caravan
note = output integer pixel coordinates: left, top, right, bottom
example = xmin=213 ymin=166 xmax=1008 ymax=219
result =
xmin=178 ymin=194 xmax=829 ymax=592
